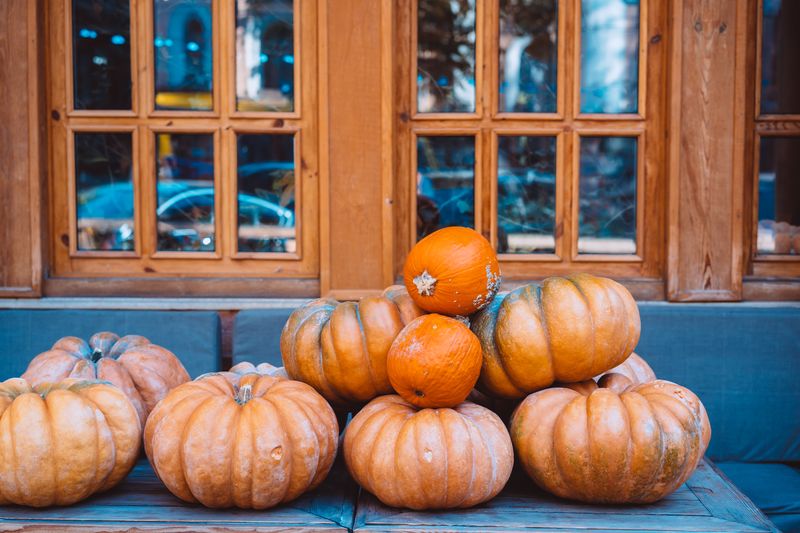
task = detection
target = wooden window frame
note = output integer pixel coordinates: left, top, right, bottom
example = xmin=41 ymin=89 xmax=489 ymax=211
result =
xmin=44 ymin=0 xmax=320 ymax=297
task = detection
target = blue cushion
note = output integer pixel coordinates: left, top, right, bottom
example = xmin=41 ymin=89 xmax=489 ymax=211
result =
xmin=232 ymin=308 xmax=296 ymax=367
xmin=636 ymin=303 xmax=800 ymax=462
xmin=719 ymin=462 xmax=800 ymax=533
xmin=0 ymin=310 xmax=221 ymax=380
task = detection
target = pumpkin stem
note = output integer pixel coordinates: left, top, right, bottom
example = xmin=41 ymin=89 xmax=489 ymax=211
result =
xmin=413 ymin=270 xmax=437 ymax=296
xmin=91 ymin=349 xmax=103 ymax=363
xmin=237 ymin=384 xmax=253 ymax=405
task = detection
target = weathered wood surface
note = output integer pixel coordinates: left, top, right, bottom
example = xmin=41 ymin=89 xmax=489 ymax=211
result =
xmin=353 ymin=459 xmax=777 ymax=532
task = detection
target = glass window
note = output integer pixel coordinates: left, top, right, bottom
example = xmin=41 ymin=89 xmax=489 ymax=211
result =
xmin=760 ymin=0 xmax=800 ymax=115
xmin=154 ymin=0 xmax=213 ymax=111
xmin=417 ymin=0 xmax=476 ymax=113
xmin=497 ymin=136 xmax=556 ymax=253
xmin=236 ymin=0 xmax=295 ymax=112
xmin=155 ymin=133 xmax=215 ymax=251
xmin=417 ymin=136 xmax=475 ymax=239
xmin=578 ymin=136 xmax=637 ymax=254
xmin=498 ymin=0 xmax=558 ymax=113
xmin=236 ymin=134 xmax=296 ymax=253
xmin=580 ymin=0 xmax=639 ymax=114
xmin=75 ymin=132 xmax=134 ymax=251
xmin=72 ymin=0 xmax=132 ymax=110
xmin=757 ymin=137 xmax=800 ymax=255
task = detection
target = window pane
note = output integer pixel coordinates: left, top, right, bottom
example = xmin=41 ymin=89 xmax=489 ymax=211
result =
xmin=75 ymin=133 xmax=134 ymax=251
xmin=417 ymin=136 xmax=475 ymax=240
xmin=156 ymin=133 xmax=215 ymax=251
xmin=417 ymin=0 xmax=476 ymax=113
xmin=497 ymin=136 xmax=556 ymax=253
xmin=72 ymin=0 xmax=132 ymax=110
xmin=499 ymin=0 xmax=557 ymax=113
xmin=154 ymin=0 xmax=213 ymax=110
xmin=757 ymin=137 xmax=800 ymax=255
xmin=580 ymin=0 xmax=639 ymax=114
xmin=237 ymin=134 xmax=296 ymax=253
xmin=236 ymin=0 xmax=294 ymax=112
xmin=578 ymin=136 xmax=637 ymax=254
xmin=760 ymin=0 xmax=800 ymax=114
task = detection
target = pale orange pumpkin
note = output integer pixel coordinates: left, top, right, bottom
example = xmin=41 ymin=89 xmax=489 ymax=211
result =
xmin=0 ymin=378 xmax=141 ymax=507
xmin=227 ymin=361 xmax=288 ymax=380
xmin=387 ymin=314 xmax=482 ymax=408
xmin=510 ymin=379 xmax=711 ymax=504
xmin=472 ymin=274 xmax=640 ymax=398
xmin=281 ymin=285 xmax=424 ymax=405
xmin=403 ymin=226 xmax=501 ymax=316
xmin=22 ymin=332 xmax=190 ymax=423
xmin=344 ymin=395 xmax=513 ymax=510
xmin=144 ymin=372 xmax=338 ymax=509
xmin=595 ymin=352 xmax=656 ymax=390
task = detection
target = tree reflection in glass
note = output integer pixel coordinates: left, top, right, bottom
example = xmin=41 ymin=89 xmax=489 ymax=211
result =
xmin=760 ymin=0 xmax=800 ymax=115
xmin=578 ymin=136 xmax=637 ymax=254
xmin=757 ymin=137 xmax=800 ymax=255
xmin=499 ymin=0 xmax=558 ymax=113
xmin=497 ymin=136 xmax=556 ymax=253
xmin=580 ymin=0 xmax=639 ymax=114
xmin=417 ymin=136 xmax=475 ymax=240
xmin=417 ymin=0 xmax=476 ymax=113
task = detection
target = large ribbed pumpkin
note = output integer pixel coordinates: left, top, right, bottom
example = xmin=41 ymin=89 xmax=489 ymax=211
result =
xmin=22 ymin=332 xmax=190 ymax=423
xmin=281 ymin=285 xmax=424 ymax=405
xmin=387 ymin=314 xmax=482 ymax=408
xmin=144 ymin=372 xmax=338 ymax=509
xmin=403 ymin=226 xmax=501 ymax=316
xmin=472 ymin=274 xmax=640 ymax=398
xmin=510 ymin=379 xmax=711 ymax=504
xmin=344 ymin=395 xmax=513 ymax=510
xmin=0 ymin=378 xmax=141 ymax=507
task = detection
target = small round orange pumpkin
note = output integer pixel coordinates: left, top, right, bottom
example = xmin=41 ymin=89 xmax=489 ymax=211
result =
xmin=595 ymin=352 xmax=656 ymax=388
xmin=387 ymin=314 xmax=482 ymax=408
xmin=0 ymin=378 xmax=141 ymax=507
xmin=227 ymin=361 xmax=288 ymax=380
xmin=403 ymin=226 xmax=501 ymax=316
xmin=144 ymin=372 xmax=338 ymax=509
xmin=344 ymin=395 xmax=513 ymax=510
xmin=22 ymin=332 xmax=190 ymax=423
xmin=510 ymin=379 xmax=711 ymax=504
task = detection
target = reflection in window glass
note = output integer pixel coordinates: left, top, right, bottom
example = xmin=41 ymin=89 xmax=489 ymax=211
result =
xmin=75 ymin=133 xmax=134 ymax=251
xmin=417 ymin=136 xmax=475 ymax=240
xmin=578 ymin=137 xmax=637 ymax=254
xmin=417 ymin=0 xmax=476 ymax=113
xmin=236 ymin=0 xmax=294 ymax=112
xmin=497 ymin=136 xmax=556 ymax=253
xmin=237 ymin=134 xmax=296 ymax=253
xmin=73 ymin=0 xmax=132 ymax=109
xmin=499 ymin=0 xmax=557 ymax=113
xmin=760 ymin=0 xmax=800 ymax=115
xmin=757 ymin=137 xmax=800 ymax=255
xmin=154 ymin=0 xmax=213 ymax=110
xmin=156 ymin=133 xmax=215 ymax=251
xmin=580 ymin=0 xmax=639 ymax=114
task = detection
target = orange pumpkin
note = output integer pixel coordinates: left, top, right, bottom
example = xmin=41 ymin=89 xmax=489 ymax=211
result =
xmin=281 ymin=285 xmax=424 ymax=405
xmin=403 ymin=226 xmax=501 ymax=316
xmin=344 ymin=395 xmax=513 ymax=510
xmin=144 ymin=372 xmax=338 ymax=509
xmin=387 ymin=314 xmax=482 ymax=408
xmin=472 ymin=274 xmax=640 ymax=398
xmin=595 ymin=352 xmax=655 ymax=389
xmin=22 ymin=332 xmax=190 ymax=423
xmin=510 ymin=379 xmax=711 ymax=503
xmin=0 ymin=378 xmax=141 ymax=507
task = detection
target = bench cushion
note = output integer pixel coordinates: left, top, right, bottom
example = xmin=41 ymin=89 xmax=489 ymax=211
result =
xmin=636 ymin=303 xmax=800 ymax=462
xmin=0 ymin=310 xmax=221 ymax=380
xmin=232 ymin=308 xmax=295 ymax=367
xmin=719 ymin=462 xmax=800 ymax=533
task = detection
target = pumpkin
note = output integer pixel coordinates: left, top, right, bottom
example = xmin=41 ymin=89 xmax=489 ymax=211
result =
xmin=227 ymin=361 xmax=288 ymax=380
xmin=144 ymin=372 xmax=338 ymax=509
xmin=403 ymin=226 xmax=501 ymax=316
xmin=387 ymin=314 xmax=482 ymax=408
xmin=510 ymin=379 xmax=711 ymax=504
xmin=22 ymin=332 xmax=190 ymax=423
xmin=344 ymin=395 xmax=513 ymax=510
xmin=0 ymin=378 xmax=141 ymax=507
xmin=595 ymin=352 xmax=655 ymax=387
xmin=471 ymin=274 xmax=640 ymax=398
xmin=281 ymin=285 xmax=424 ymax=405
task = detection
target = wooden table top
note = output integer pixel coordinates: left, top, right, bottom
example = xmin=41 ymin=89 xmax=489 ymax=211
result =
xmin=0 ymin=458 xmax=776 ymax=532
